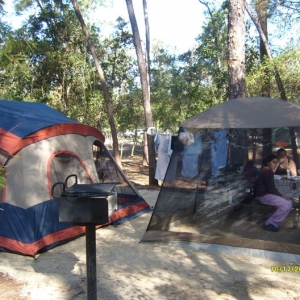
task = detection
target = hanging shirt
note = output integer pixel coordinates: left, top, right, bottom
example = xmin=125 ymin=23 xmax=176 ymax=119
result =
xmin=155 ymin=133 xmax=172 ymax=181
xmin=181 ymin=134 xmax=202 ymax=178
xmin=211 ymin=130 xmax=228 ymax=176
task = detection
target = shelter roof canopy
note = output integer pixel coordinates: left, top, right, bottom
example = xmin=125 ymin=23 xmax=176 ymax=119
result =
xmin=181 ymin=97 xmax=300 ymax=129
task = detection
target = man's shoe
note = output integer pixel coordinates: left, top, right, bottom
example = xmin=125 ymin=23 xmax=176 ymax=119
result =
xmin=265 ymin=224 xmax=279 ymax=232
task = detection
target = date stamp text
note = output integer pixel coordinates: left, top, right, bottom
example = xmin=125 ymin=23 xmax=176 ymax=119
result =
xmin=271 ymin=265 xmax=300 ymax=272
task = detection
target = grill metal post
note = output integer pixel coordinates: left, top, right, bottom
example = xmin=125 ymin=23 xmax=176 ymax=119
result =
xmin=85 ymin=225 xmax=97 ymax=300
xmin=55 ymin=181 xmax=119 ymax=299
xmin=86 ymin=225 xmax=97 ymax=300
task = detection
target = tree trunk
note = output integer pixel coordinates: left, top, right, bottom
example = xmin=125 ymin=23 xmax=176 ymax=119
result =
xmin=228 ymin=0 xmax=246 ymax=99
xmin=228 ymin=0 xmax=247 ymax=166
xmin=254 ymin=0 xmax=270 ymax=97
xmin=245 ymin=2 xmax=287 ymax=100
xmin=254 ymin=0 xmax=272 ymax=160
xmin=125 ymin=0 xmax=156 ymax=185
xmin=71 ymin=0 xmax=121 ymax=166
xmin=143 ymin=0 xmax=151 ymax=89
xmin=143 ymin=0 xmax=151 ymax=166
xmin=246 ymin=1 xmax=299 ymax=168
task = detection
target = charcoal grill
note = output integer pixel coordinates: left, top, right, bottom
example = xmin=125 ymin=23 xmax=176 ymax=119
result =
xmin=52 ymin=174 xmax=120 ymax=300
xmin=52 ymin=174 xmax=118 ymax=224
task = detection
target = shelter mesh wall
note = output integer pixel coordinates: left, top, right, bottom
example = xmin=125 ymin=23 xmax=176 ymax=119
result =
xmin=143 ymin=127 xmax=300 ymax=255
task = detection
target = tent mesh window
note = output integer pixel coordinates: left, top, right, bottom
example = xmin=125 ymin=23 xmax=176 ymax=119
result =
xmin=50 ymin=153 xmax=92 ymax=197
xmin=143 ymin=127 xmax=300 ymax=255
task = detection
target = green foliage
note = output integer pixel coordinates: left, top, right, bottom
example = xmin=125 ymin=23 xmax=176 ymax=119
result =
xmin=1 ymin=0 xmax=107 ymax=128
xmin=149 ymin=43 xmax=223 ymax=131
xmin=274 ymin=48 xmax=300 ymax=102
xmin=0 ymin=0 xmax=300 ymax=138
xmin=0 ymin=167 xmax=5 ymax=189
xmin=246 ymin=47 xmax=300 ymax=101
xmin=0 ymin=2 xmax=142 ymax=133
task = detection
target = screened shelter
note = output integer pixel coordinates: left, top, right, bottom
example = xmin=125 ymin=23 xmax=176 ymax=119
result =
xmin=142 ymin=97 xmax=300 ymax=258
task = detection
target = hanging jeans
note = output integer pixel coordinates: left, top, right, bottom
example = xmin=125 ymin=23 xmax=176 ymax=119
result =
xmin=259 ymin=194 xmax=293 ymax=227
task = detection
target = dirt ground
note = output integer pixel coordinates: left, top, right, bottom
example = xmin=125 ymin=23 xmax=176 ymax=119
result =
xmin=0 ymin=144 xmax=154 ymax=300
xmin=1 ymin=143 xmax=300 ymax=299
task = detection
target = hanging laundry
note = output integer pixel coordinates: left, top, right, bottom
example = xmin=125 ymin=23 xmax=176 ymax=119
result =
xmin=181 ymin=134 xmax=202 ymax=178
xmin=211 ymin=129 xmax=228 ymax=177
xmin=155 ymin=132 xmax=172 ymax=181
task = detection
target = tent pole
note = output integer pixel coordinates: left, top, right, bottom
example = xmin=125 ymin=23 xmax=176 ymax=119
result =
xmin=289 ymin=127 xmax=299 ymax=170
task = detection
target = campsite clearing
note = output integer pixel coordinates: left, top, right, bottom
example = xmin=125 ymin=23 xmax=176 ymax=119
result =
xmin=1 ymin=150 xmax=300 ymax=299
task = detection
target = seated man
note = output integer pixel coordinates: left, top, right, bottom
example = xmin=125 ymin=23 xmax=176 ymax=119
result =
xmin=275 ymin=148 xmax=297 ymax=177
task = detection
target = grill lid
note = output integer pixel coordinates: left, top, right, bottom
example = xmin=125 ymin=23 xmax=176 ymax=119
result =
xmin=62 ymin=182 xmax=118 ymax=197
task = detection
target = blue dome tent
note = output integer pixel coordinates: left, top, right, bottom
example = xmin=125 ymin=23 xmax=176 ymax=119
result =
xmin=0 ymin=100 xmax=149 ymax=256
